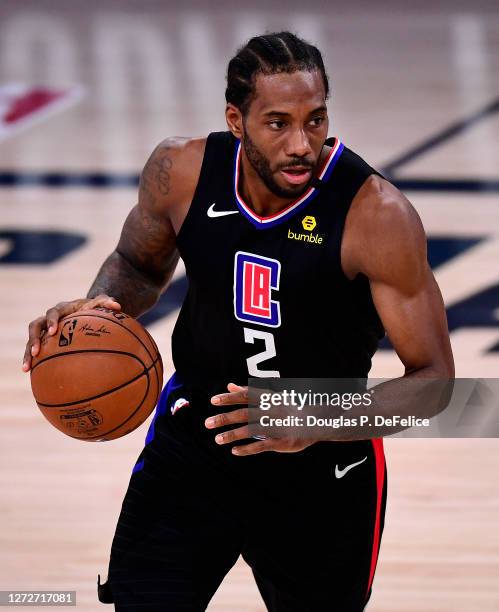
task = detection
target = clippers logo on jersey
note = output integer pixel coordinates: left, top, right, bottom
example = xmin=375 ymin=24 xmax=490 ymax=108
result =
xmin=234 ymin=251 xmax=281 ymax=327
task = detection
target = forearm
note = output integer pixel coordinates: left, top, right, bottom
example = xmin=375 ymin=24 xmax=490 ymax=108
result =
xmin=324 ymin=365 xmax=454 ymax=441
xmin=87 ymin=250 xmax=164 ymax=318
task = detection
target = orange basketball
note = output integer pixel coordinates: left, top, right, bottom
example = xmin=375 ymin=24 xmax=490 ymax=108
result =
xmin=30 ymin=308 xmax=163 ymax=441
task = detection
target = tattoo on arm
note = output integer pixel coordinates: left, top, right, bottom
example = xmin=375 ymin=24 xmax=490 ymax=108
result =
xmin=138 ymin=145 xmax=173 ymax=206
xmin=87 ymin=250 xmax=178 ymax=317
xmin=88 ymin=142 xmax=179 ymax=317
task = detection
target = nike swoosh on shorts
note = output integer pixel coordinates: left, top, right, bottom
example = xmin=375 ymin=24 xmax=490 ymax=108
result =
xmin=334 ymin=456 xmax=367 ymax=479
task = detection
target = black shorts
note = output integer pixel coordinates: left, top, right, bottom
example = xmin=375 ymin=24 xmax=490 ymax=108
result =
xmin=99 ymin=374 xmax=387 ymax=611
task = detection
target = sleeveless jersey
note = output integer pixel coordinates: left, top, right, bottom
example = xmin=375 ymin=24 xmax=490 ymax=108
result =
xmin=172 ymin=131 xmax=385 ymax=397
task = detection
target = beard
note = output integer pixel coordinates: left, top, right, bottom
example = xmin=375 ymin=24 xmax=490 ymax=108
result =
xmin=242 ymin=130 xmax=314 ymax=199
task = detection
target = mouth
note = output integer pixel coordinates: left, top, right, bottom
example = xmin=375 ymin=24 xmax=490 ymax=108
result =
xmin=279 ymin=167 xmax=313 ymax=186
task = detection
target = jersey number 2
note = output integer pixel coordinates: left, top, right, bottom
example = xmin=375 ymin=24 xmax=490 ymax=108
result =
xmin=244 ymin=328 xmax=280 ymax=377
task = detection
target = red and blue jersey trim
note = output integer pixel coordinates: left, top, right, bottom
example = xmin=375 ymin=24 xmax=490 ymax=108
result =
xmin=233 ymin=137 xmax=344 ymax=229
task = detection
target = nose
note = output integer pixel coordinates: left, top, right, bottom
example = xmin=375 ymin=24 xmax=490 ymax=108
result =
xmin=284 ymin=128 xmax=312 ymax=158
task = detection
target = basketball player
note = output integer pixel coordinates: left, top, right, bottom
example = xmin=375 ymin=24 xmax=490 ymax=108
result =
xmin=23 ymin=32 xmax=454 ymax=611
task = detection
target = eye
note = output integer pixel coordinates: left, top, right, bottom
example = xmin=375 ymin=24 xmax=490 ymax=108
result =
xmin=310 ymin=116 xmax=325 ymax=127
xmin=268 ymin=120 xmax=286 ymax=130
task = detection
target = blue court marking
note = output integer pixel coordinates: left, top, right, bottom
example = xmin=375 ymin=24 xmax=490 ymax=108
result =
xmin=0 ymin=230 xmax=86 ymax=264
xmin=382 ymin=97 xmax=499 ymax=175
xmin=1 ymin=172 xmax=498 ymax=192
xmin=426 ymin=236 xmax=484 ymax=269
xmin=446 ymin=282 xmax=499 ymax=340
xmin=0 ymin=172 xmax=138 ymax=187
xmin=392 ymin=178 xmax=499 ymax=193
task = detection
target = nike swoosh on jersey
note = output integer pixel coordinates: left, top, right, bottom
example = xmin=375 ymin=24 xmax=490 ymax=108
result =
xmin=207 ymin=203 xmax=239 ymax=218
xmin=334 ymin=456 xmax=367 ymax=479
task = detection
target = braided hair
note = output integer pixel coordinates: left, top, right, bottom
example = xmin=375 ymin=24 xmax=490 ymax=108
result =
xmin=226 ymin=31 xmax=329 ymax=115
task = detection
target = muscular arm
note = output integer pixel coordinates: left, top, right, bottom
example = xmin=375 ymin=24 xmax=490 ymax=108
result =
xmin=88 ymin=137 xmax=203 ymax=317
xmin=23 ymin=137 xmax=204 ymax=371
xmin=342 ymin=175 xmax=454 ymax=378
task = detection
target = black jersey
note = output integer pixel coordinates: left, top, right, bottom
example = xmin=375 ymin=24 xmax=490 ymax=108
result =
xmin=103 ymin=137 xmax=388 ymax=611
xmin=172 ymin=131 xmax=385 ymax=397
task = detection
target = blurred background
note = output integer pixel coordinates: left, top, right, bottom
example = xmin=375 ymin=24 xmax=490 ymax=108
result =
xmin=0 ymin=0 xmax=498 ymax=610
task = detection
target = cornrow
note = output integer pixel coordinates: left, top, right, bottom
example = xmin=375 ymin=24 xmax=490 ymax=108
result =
xmin=226 ymin=31 xmax=329 ymax=115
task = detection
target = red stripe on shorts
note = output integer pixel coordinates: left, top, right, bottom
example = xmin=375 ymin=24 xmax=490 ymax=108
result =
xmin=366 ymin=438 xmax=385 ymax=596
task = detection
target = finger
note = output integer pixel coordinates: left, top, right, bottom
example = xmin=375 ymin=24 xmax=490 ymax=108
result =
xmin=31 ymin=337 xmax=41 ymax=357
xmin=211 ymin=385 xmax=249 ymax=406
xmin=227 ymin=382 xmax=246 ymax=392
xmin=231 ymin=438 xmax=275 ymax=456
xmin=24 ymin=316 xmax=47 ymax=371
xmin=45 ymin=303 xmax=73 ymax=335
xmin=27 ymin=315 xmax=46 ymax=352
xmin=214 ymin=425 xmax=250 ymax=445
xmin=89 ymin=294 xmax=122 ymax=311
xmin=22 ymin=341 xmax=33 ymax=372
xmin=205 ymin=408 xmax=249 ymax=429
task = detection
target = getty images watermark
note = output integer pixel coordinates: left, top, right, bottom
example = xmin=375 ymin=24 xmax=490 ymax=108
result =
xmin=258 ymin=388 xmax=429 ymax=429
xmin=247 ymin=378 xmax=499 ymax=440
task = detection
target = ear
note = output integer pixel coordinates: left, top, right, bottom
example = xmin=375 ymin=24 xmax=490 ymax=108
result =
xmin=225 ymin=103 xmax=244 ymax=139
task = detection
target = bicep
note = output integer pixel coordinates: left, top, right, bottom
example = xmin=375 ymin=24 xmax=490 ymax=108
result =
xmin=370 ymin=265 xmax=452 ymax=374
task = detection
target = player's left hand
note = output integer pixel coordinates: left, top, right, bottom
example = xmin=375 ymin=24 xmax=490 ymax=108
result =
xmin=207 ymin=383 xmax=315 ymax=456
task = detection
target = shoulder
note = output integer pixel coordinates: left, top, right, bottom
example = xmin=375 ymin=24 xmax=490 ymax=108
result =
xmin=149 ymin=136 xmax=207 ymax=165
xmin=342 ymin=174 xmax=427 ymax=282
xmin=353 ymin=175 xmax=422 ymax=234
xmin=139 ymin=136 xmax=207 ymax=214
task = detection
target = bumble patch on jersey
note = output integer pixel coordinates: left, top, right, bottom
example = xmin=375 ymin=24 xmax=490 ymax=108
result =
xmin=301 ymin=216 xmax=317 ymax=231
xmin=288 ymin=216 xmax=325 ymax=245
xmin=287 ymin=229 xmax=325 ymax=244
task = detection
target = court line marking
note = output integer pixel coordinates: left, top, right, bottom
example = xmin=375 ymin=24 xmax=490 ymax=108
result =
xmin=0 ymin=172 xmax=498 ymax=192
xmin=381 ymin=97 xmax=499 ymax=176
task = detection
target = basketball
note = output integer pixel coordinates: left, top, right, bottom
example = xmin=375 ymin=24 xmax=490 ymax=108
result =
xmin=30 ymin=308 xmax=163 ymax=441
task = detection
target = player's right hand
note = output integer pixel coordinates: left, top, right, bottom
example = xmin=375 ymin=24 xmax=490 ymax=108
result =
xmin=22 ymin=294 xmax=121 ymax=372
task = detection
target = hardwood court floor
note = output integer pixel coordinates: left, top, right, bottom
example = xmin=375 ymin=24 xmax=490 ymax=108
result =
xmin=1 ymin=1 xmax=499 ymax=610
